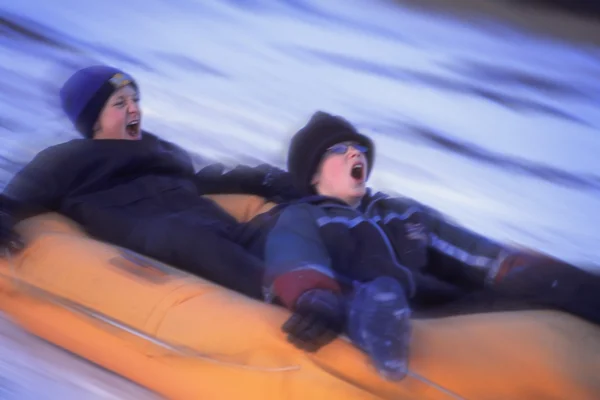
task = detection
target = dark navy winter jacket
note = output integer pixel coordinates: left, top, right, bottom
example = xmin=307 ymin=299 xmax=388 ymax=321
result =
xmin=0 ymin=132 xmax=295 ymax=298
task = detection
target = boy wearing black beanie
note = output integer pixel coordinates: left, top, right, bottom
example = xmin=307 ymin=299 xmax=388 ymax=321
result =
xmin=254 ymin=111 xmax=600 ymax=381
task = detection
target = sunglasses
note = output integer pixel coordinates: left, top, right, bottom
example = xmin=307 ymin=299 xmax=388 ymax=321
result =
xmin=326 ymin=142 xmax=368 ymax=155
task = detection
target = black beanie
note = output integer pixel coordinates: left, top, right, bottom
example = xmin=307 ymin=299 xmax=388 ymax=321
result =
xmin=287 ymin=111 xmax=375 ymax=195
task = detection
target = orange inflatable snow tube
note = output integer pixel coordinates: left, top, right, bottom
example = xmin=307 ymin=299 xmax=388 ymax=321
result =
xmin=0 ymin=194 xmax=599 ymax=400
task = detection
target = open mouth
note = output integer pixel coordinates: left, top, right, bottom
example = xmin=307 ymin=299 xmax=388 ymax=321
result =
xmin=350 ymin=162 xmax=365 ymax=181
xmin=126 ymin=120 xmax=140 ymax=137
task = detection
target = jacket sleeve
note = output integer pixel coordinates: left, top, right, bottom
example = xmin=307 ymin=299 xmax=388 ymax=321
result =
xmin=1 ymin=147 xmax=65 ymax=223
xmin=420 ymin=203 xmax=511 ymax=288
xmin=194 ymin=163 xmax=303 ymax=204
xmin=385 ymin=196 xmax=510 ymax=289
xmin=263 ymin=203 xmax=341 ymax=308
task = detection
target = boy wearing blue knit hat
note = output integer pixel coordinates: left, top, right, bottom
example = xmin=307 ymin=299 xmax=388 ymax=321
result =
xmin=0 ymin=65 xmax=296 ymax=299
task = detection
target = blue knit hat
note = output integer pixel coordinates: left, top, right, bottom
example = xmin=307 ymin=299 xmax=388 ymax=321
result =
xmin=59 ymin=65 xmax=138 ymax=138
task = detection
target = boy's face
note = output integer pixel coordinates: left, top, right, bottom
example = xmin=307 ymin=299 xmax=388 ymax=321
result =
xmin=311 ymin=141 xmax=369 ymax=207
xmin=93 ymin=85 xmax=142 ymax=140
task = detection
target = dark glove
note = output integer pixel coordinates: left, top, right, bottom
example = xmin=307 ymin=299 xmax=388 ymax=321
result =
xmin=195 ymin=163 xmax=302 ymax=203
xmin=491 ymin=250 xmax=558 ymax=286
xmin=0 ymin=210 xmax=24 ymax=257
xmin=491 ymin=251 xmax=579 ymax=295
xmin=282 ymin=289 xmax=346 ymax=352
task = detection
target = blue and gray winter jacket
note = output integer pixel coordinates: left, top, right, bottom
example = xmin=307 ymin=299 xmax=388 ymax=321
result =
xmin=244 ymin=189 xmax=512 ymax=309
